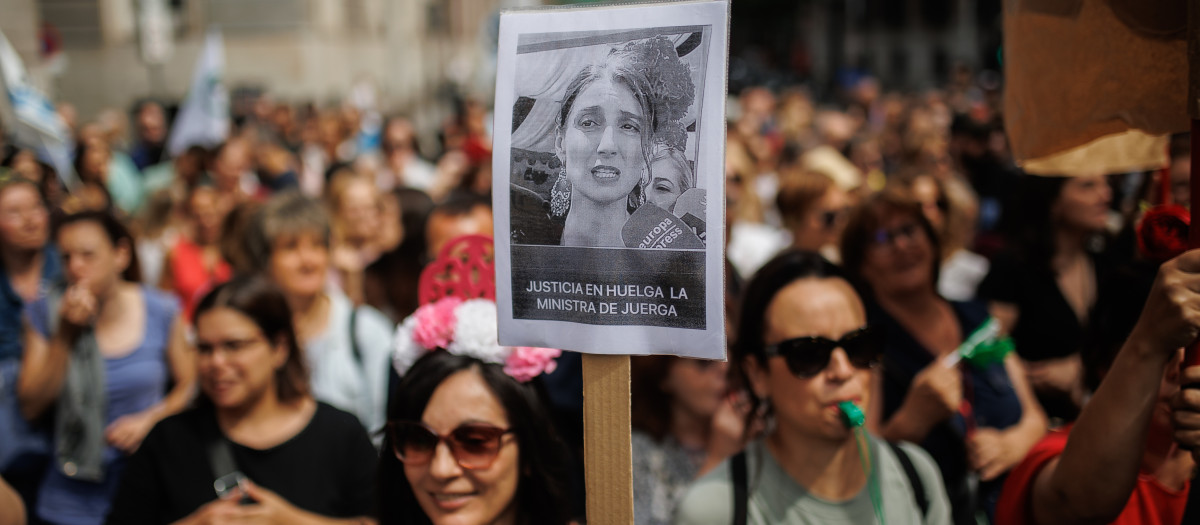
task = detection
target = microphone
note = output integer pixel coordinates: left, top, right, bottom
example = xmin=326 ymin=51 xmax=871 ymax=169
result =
xmin=672 ymin=188 xmax=707 ymax=243
xmin=622 ymin=203 xmax=705 ymax=249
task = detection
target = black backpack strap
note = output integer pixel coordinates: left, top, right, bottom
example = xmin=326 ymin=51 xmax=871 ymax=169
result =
xmin=888 ymin=442 xmax=929 ymax=518
xmin=731 ymin=450 xmax=748 ymax=525
xmin=348 ymin=307 xmax=363 ymax=366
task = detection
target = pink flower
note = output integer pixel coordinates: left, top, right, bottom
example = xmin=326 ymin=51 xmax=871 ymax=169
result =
xmin=503 ymin=347 xmax=562 ymax=382
xmin=411 ymin=297 xmax=462 ymax=349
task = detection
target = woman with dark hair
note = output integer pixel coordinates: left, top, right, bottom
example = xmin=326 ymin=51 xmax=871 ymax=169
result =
xmin=380 ymin=247 xmax=570 ymax=525
xmin=73 ymin=137 xmax=142 ymax=216
xmin=105 ymin=276 xmax=377 ymax=524
xmin=160 ymin=185 xmax=232 ymax=321
xmin=887 ymin=173 xmax=987 ymax=302
xmin=550 ymin=37 xmax=694 ymax=247
xmin=676 ymin=249 xmax=951 ymax=525
xmin=978 ymin=174 xmax=1113 ymax=421
xmin=364 ymin=188 xmax=435 ymax=323
xmin=841 ymin=191 xmax=1045 ymax=524
xmin=630 ymin=356 xmax=743 ymax=525
xmin=18 ymin=210 xmax=194 ymax=525
xmin=379 ymin=350 xmax=571 ymax=525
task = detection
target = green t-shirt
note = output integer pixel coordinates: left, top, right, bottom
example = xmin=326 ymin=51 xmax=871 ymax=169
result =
xmin=674 ymin=436 xmax=952 ymax=525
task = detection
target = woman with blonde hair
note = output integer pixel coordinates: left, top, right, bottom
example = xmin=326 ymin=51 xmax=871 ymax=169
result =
xmin=324 ymin=170 xmax=393 ymax=304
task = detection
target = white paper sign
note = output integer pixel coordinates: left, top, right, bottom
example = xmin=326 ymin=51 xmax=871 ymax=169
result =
xmin=494 ymin=0 xmax=729 ymax=359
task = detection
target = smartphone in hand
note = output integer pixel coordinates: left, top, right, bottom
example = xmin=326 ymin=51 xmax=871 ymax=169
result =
xmin=213 ymin=471 xmax=256 ymax=505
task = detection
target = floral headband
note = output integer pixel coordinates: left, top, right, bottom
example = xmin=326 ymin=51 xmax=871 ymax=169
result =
xmin=392 ymin=235 xmax=561 ymax=382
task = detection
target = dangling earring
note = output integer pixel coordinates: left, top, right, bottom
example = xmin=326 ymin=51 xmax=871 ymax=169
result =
xmin=627 ymin=166 xmax=650 ymax=213
xmin=551 ymin=168 xmax=571 ymax=217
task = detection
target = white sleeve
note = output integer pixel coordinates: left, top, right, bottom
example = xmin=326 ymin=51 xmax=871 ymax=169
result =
xmin=353 ymin=305 xmax=396 ymax=445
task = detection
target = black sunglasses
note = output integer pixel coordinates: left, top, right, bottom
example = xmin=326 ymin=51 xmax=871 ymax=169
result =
xmin=763 ymin=327 xmax=882 ymax=378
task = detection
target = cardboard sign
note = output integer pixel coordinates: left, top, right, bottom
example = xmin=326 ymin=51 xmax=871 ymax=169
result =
xmin=493 ymin=0 xmax=730 ymax=360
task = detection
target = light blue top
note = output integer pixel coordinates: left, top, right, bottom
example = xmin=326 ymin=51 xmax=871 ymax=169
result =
xmin=105 ymin=152 xmax=145 ymax=215
xmin=304 ymin=289 xmax=394 ymax=441
xmin=26 ymin=286 xmax=179 ymax=525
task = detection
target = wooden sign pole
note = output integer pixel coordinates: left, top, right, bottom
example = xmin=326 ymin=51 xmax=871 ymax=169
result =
xmin=1188 ymin=0 xmax=1200 ymax=368
xmin=581 ymin=354 xmax=633 ymax=524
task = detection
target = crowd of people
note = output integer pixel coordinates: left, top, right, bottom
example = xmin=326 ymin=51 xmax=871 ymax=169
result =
xmin=2 ymin=59 xmax=1200 ymax=525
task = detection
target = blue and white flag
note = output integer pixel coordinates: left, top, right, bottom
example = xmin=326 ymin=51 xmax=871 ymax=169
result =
xmin=167 ymin=30 xmax=228 ymax=156
xmin=0 ymin=29 xmax=77 ymax=189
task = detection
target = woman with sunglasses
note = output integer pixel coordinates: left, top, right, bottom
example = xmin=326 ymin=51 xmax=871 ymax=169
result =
xmin=776 ymin=170 xmax=850 ymax=263
xmin=379 ymin=279 xmax=571 ymax=525
xmin=676 ymin=249 xmax=952 ymax=525
xmin=840 ymin=192 xmax=1046 ymax=524
xmin=105 ymin=276 xmax=377 ymax=524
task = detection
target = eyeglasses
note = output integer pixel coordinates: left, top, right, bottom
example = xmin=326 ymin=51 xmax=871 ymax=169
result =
xmin=870 ymin=223 xmax=923 ymax=247
xmin=387 ymin=421 xmax=514 ymax=470
xmin=195 ymin=337 xmax=264 ymax=355
xmin=763 ymin=327 xmax=882 ymax=378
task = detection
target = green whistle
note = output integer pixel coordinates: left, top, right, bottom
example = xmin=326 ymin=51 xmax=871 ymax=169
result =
xmin=942 ymin=317 xmax=1015 ymax=369
xmin=964 ymin=337 xmax=1014 ymax=367
xmin=839 ymin=401 xmax=865 ymax=428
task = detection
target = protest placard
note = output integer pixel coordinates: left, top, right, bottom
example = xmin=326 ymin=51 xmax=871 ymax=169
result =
xmin=493 ymin=0 xmax=730 ymax=360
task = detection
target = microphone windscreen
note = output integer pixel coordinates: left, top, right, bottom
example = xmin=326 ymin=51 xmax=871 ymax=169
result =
xmin=672 ymin=188 xmax=707 ymax=242
xmin=673 ymin=188 xmax=706 ymax=220
xmin=622 ymin=203 xmax=705 ymax=249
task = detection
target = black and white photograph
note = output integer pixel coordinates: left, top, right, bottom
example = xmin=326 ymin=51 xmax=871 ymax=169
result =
xmin=494 ymin=1 xmax=729 ymax=358
xmin=508 ymin=30 xmax=706 ymax=249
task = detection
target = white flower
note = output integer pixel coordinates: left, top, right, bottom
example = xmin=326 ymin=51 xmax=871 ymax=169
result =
xmin=392 ymin=316 xmax=425 ymax=377
xmin=447 ymin=299 xmax=508 ymax=365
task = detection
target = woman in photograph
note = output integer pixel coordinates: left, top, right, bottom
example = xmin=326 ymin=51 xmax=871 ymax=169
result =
xmin=105 ymin=276 xmax=377 ymax=524
xmin=645 ymin=145 xmax=696 ymax=213
xmin=551 ymin=36 xmax=694 ymax=247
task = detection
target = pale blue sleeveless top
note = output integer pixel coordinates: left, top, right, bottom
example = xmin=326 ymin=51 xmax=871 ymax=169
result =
xmin=26 ymin=286 xmax=179 ymax=525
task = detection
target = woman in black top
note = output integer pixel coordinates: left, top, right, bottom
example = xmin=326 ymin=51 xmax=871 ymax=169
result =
xmin=841 ymin=191 xmax=1045 ymax=524
xmin=978 ymin=174 xmax=1113 ymax=421
xmin=105 ymin=276 xmax=376 ymax=524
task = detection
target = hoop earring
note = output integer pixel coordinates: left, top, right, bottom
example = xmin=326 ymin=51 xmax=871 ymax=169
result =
xmin=551 ymin=168 xmax=571 ymax=217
